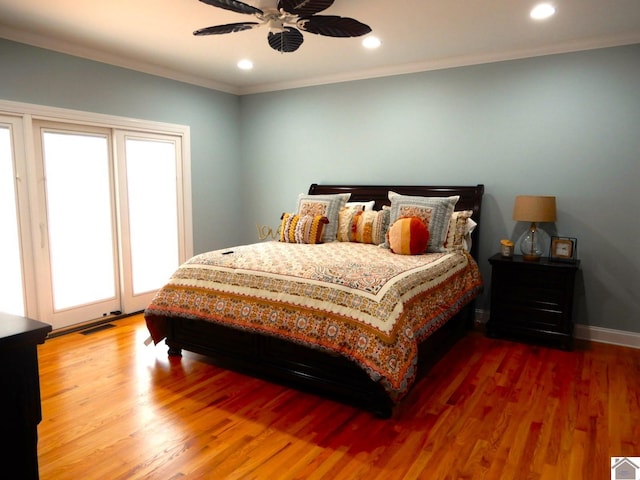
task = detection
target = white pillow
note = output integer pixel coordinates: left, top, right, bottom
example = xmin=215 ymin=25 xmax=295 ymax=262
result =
xmin=345 ymin=200 xmax=375 ymax=211
xmin=464 ymin=218 xmax=477 ymax=251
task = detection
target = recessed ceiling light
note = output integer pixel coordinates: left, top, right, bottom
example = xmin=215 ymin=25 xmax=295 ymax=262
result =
xmin=530 ymin=3 xmax=556 ymax=20
xmin=362 ymin=36 xmax=381 ymax=49
xmin=237 ymin=59 xmax=254 ymax=70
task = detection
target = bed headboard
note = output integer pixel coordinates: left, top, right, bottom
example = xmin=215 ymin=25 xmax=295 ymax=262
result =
xmin=308 ymin=183 xmax=485 ymax=260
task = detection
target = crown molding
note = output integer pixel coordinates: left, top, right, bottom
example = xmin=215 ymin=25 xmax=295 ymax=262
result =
xmin=3 ymin=25 xmax=639 ymax=97
xmin=239 ymin=33 xmax=640 ymax=95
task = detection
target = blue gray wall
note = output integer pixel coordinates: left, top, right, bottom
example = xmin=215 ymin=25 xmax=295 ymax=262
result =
xmin=239 ymin=44 xmax=640 ymax=333
xmin=1 ymin=38 xmax=639 ymax=333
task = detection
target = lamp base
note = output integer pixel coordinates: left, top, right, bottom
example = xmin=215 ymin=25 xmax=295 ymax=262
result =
xmin=519 ymin=222 xmax=547 ymax=261
xmin=522 ymin=253 xmax=542 ymax=262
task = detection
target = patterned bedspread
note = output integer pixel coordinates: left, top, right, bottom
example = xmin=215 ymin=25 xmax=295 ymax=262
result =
xmin=145 ymin=241 xmax=482 ymax=401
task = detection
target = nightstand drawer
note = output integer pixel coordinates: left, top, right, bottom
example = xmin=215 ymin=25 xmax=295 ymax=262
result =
xmin=491 ymin=303 xmax=564 ymax=330
xmin=493 ymin=283 xmax=565 ymax=310
xmin=492 ymin=266 xmax=570 ymax=290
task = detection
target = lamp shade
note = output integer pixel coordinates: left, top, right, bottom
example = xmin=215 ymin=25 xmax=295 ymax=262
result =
xmin=513 ymin=195 xmax=557 ymax=223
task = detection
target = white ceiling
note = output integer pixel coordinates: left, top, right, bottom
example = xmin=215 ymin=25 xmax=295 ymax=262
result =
xmin=1 ymin=0 xmax=639 ymax=95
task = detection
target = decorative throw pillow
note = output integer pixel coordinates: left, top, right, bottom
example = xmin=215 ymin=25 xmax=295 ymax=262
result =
xmin=297 ymin=193 xmax=351 ymax=243
xmin=444 ymin=210 xmax=473 ymax=251
xmin=353 ymin=207 xmax=390 ymax=245
xmin=388 ymin=192 xmax=459 ymax=252
xmin=387 ymin=217 xmax=430 ymax=255
xmin=279 ymin=213 xmax=329 ymax=244
xmin=337 ymin=207 xmax=363 ymax=242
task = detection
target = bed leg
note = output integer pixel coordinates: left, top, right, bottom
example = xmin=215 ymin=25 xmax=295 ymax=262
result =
xmin=372 ymin=404 xmax=393 ymax=419
xmin=167 ymin=344 xmax=182 ymax=357
xmin=463 ymin=301 xmax=476 ymax=330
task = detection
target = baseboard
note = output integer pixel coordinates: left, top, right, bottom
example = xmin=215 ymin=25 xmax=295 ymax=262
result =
xmin=47 ymin=311 xmax=143 ymax=338
xmin=573 ymin=324 xmax=640 ymax=349
xmin=475 ymin=309 xmax=640 ymax=350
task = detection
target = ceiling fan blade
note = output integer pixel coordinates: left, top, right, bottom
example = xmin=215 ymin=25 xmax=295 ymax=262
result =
xmin=198 ymin=0 xmax=263 ymax=16
xmin=194 ymin=22 xmax=259 ymax=35
xmin=268 ymin=27 xmax=304 ymax=53
xmin=277 ymin=0 xmax=334 ymax=16
xmin=299 ymin=15 xmax=371 ymax=37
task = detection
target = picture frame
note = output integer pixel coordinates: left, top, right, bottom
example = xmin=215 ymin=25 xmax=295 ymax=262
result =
xmin=549 ymin=236 xmax=578 ymax=263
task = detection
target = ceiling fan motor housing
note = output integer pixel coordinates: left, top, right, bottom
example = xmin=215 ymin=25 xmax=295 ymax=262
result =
xmin=195 ymin=0 xmax=372 ymax=53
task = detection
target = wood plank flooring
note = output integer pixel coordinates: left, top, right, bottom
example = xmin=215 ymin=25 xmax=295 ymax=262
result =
xmin=36 ymin=314 xmax=640 ymax=479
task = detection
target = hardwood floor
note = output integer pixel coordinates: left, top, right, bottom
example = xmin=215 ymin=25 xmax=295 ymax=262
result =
xmin=37 ymin=314 xmax=640 ymax=479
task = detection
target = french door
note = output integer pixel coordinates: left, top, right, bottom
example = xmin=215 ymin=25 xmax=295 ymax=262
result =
xmin=1 ymin=104 xmax=191 ymax=331
xmin=0 ymin=116 xmax=29 ymax=317
xmin=115 ymin=131 xmax=182 ymax=313
xmin=35 ymin=124 xmax=123 ymax=327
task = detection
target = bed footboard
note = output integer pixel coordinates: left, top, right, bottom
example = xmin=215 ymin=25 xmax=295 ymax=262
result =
xmin=165 ymin=315 xmax=395 ymax=418
xmin=163 ymin=305 xmax=472 ymax=418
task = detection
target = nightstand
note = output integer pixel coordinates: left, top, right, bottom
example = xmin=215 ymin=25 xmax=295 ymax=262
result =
xmin=486 ymin=253 xmax=579 ymax=350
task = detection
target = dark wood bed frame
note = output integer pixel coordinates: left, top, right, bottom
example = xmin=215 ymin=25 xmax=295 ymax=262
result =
xmin=163 ymin=184 xmax=484 ymax=418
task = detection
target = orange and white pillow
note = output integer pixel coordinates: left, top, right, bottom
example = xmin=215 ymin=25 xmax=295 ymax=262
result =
xmin=337 ymin=206 xmax=390 ymax=245
xmin=387 ymin=217 xmax=430 ymax=255
xmin=279 ymin=213 xmax=329 ymax=244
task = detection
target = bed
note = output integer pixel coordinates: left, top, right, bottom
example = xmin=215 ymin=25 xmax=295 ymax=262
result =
xmin=145 ymin=184 xmax=484 ymax=418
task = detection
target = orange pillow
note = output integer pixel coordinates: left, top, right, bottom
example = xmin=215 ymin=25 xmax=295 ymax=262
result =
xmin=387 ymin=217 xmax=430 ymax=255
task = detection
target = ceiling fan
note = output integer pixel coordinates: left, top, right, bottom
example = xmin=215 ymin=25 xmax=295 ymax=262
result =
xmin=194 ymin=0 xmax=372 ymax=53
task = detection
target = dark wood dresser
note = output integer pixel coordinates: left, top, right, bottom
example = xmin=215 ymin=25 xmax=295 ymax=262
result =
xmin=0 ymin=313 xmax=52 ymax=479
xmin=486 ymin=254 xmax=579 ymax=350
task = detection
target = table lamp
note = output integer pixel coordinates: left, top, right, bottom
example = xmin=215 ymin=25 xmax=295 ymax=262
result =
xmin=512 ymin=195 xmax=557 ymax=261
